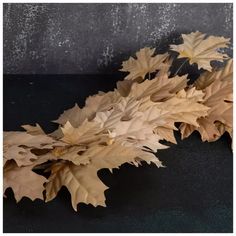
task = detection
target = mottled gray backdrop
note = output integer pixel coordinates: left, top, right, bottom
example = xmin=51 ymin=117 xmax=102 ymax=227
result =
xmin=3 ymin=3 xmax=233 ymax=74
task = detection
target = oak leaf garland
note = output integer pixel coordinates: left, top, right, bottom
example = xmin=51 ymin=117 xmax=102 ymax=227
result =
xmin=3 ymin=32 xmax=233 ymax=212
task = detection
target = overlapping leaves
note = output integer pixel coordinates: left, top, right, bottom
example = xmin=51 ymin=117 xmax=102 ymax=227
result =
xmin=3 ymin=32 xmax=232 ymax=211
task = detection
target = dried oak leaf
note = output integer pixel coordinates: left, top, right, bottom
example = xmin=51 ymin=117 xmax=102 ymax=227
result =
xmin=156 ymin=55 xmax=174 ymax=77
xmin=170 ymin=31 xmax=230 ymax=71
xmin=141 ymin=89 xmax=209 ymax=143
xmin=118 ymin=73 xmax=188 ymax=102
xmin=54 ymin=90 xmax=121 ymax=128
xmin=180 ymin=76 xmax=233 ymax=142
xmin=21 ymin=123 xmax=45 ymax=135
xmin=120 ymin=47 xmax=168 ymax=81
xmin=51 ymin=146 xmax=89 ymax=165
xmin=46 ymin=162 xmax=108 ymax=211
xmin=61 ymin=120 xmax=103 ymax=145
xmin=46 ymin=142 xmax=161 ymax=211
xmin=194 ymin=58 xmax=233 ymax=90
xmin=215 ymin=121 xmax=232 ymax=140
xmin=4 ymin=161 xmax=48 ymax=202
xmin=3 ymin=131 xmax=64 ymax=167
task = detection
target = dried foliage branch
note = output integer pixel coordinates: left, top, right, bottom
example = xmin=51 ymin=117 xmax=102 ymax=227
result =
xmin=3 ymin=32 xmax=233 ymax=211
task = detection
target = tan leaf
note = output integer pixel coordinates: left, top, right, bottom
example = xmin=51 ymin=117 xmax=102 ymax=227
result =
xmin=180 ymin=78 xmax=232 ymax=142
xmin=53 ymin=103 xmax=91 ymax=127
xmin=4 ymin=161 xmax=47 ymax=202
xmin=155 ymin=126 xmax=177 ymax=144
xmin=170 ymin=31 xmax=230 ymax=71
xmin=116 ymin=79 xmax=134 ymax=97
xmin=94 ymin=97 xmax=140 ymax=126
xmin=79 ymin=141 xmax=163 ymax=169
xmin=176 ymin=87 xmax=205 ymax=102
xmin=156 ymin=55 xmax=173 ymax=77
xmin=21 ymin=123 xmax=45 ymax=135
xmin=194 ymin=59 xmax=233 ymax=90
xmin=180 ymin=118 xmax=220 ymax=141
xmin=61 ymin=120 xmax=103 ymax=145
xmin=4 ymin=146 xmax=37 ymax=167
xmin=49 ymin=127 xmax=64 ymax=139
xmin=215 ymin=121 xmax=232 ymax=139
xmin=128 ymin=74 xmax=188 ymax=102
xmin=51 ymin=146 xmax=90 ymax=166
xmin=4 ymin=131 xmax=62 ymax=149
xmin=120 ymin=47 xmax=168 ymax=80
xmin=55 ymin=91 xmax=121 ymax=127
xmin=210 ymin=101 xmax=232 ymax=126
xmin=46 ymin=140 xmax=162 ymax=211
xmin=3 ymin=132 xmax=65 ymax=166
xmin=147 ymin=92 xmax=209 ymax=127
xmin=203 ymin=79 xmax=232 ymax=108
xmin=85 ymin=90 xmax=121 ymax=113
xmin=45 ymin=162 xmax=108 ymax=211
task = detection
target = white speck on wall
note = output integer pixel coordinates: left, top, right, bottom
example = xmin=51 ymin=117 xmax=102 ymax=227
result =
xmin=149 ymin=4 xmax=178 ymax=44
xmin=97 ymin=44 xmax=114 ymax=67
xmin=3 ymin=4 xmax=12 ymax=29
xmin=58 ymin=39 xmax=70 ymax=47
xmin=223 ymin=4 xmax=233 ymax=31
xmin=8 ymin=4 xmax=48 ymax=71
xmin=47 ymin=17 xmax=62 ymax=43
xmin=111 ymin=4 xmax=121 ymax=34
xmin=139 ymin=3 xmax=147 ymax=13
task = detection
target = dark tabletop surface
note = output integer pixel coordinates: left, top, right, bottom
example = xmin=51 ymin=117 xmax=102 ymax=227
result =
xmin=3 ymin=74 xmax=233 ymax=233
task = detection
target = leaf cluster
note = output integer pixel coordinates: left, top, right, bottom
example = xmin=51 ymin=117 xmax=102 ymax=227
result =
xmin=4 ymin=31 xmax=232 ymax=211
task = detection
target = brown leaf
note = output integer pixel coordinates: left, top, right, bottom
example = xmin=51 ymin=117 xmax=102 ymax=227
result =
xmin=55 ymin=91 xmax=121 ymax=127
xmin=170 ymin=31 xmax=230 ymax=71
xmin=3 ymin=131 xmax=65 ymax=166
xmin=4 ymin=161 xmax=47 ymax=202
xmin=78 ymin=141 xmax=163 ymax=169
xmin=127 ymin=74 xmax=188 ymax=102
xmin=21 ymin=123 xmax=45 ymax=135
xmin=180 ymin=76 xmax=232 ymax=142
xmin=4 ymin=146 xmax=37 ymax=167
xmin=45 ymin=140 xmax=162 ymax=211
xmin=61 ymin=120 xmax=103 ymax=145
xmin=53 ymin=103 xmax=91 ymax=127
xmin=45 ymin=162 xmax=108 ymax=211
xmin=116 ymin=79 xmax=134 ymax=97
xmin=194 ymin=59 xmax=233 ymax=90
xmin=120 ymin=47 xmax=168 ymax=80
xmin=4 ymin=131 xmax=56 ymax=149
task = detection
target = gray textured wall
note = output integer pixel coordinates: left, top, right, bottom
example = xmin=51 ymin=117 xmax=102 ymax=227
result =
xmin=3 ymin=3 xmax=233 ymax=74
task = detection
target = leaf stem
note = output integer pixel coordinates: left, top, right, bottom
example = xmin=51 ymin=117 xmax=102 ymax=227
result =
xmin=174 ymin=58 xmax=189 ymax=76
